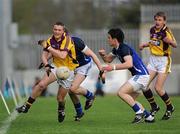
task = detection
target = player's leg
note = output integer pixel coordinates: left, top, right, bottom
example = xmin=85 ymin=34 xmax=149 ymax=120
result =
xmin=68 ymin=91 xmax=84 ymax=121
xmin=155 ymin=73 xmax=174 ymax=120
xmin=57 ymin=70 xmax=75 ymax=122
xmin=130 ymin=91 xmax=154 ymax=123
xmin=143 ymin=69 xmax=160 ymax=116
xmin=16 ymin=72 xmax=56 ymax=113
xmin=70 ymin=73 xmax=86 ymax=95
xmin=70 ymin=73 xmax=95 ymax=110
xmin=117 ymin=82 xmax=145 ymax=123
xmin=57 ymin=86 xmax=69 ymax=123
xmin=70 ymin=63 xmax=95 ymax=110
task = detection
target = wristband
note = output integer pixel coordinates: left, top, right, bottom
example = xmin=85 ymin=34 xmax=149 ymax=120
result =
xmin=113 ymin=65 xmax=116 ymax=70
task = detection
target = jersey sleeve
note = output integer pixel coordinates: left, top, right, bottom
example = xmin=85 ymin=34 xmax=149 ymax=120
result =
xmin=43 ymin=37 xmax=51 ymax=52
xmin=75 ymin=38 xmax=86 ymax=50
xmin=72 ymin=36 xmax=88 ymax=52
xmin=120 ymin=46 xmax=131 ymax=58
xmin=166 ymin=29 xmax=176 ymax=42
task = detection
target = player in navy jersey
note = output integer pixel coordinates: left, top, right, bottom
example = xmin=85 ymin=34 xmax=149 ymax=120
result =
xmin=56 ymin=36 xmax=103 ymax=122
xmin=99 ymin=28 xmax=154 ymax=123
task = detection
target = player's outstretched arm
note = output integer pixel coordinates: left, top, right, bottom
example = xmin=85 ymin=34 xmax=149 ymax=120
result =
xmin=99 ymin=49 xmax=114 ymax=63
xmin=83 ymin=48 xmax=102 ymax=71
xmin=139 ymin=43 xmax=149 ymax=51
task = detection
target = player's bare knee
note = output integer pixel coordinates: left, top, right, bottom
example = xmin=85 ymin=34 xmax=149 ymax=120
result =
xmin=155 ymin=86 xmax=165 ymax=96
xmin=154 ymin=85 xmax=161 ymax=92
xmin=70 ymin=86 xmax=77 ymax=93
xmin=117 ymin=91 xmax=123 ymax=97
xmin=57 ymin=95 xmax=65 ymax=102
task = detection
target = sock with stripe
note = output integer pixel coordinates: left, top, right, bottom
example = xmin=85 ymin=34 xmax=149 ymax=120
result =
xmin=160 ymin=92 xmax=173 ymax=110
xmin=74 ymin=102 xmax=83 ymax=115
xmin=25 ymin=96 xmax=35 ymax=109
xmin=84 ymin=90 xmax=93 ymax=99
xmin=132 ymin=103 xmax=143 ymax=114
xmin=143 ymin=89 xmax=158 ymax=109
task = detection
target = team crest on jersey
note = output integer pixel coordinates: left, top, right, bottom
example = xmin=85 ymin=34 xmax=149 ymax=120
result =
xmin=151 ymin=33 xmax=157 ymax=39
xmin=51 ymin=43 xmax=60 ymax=49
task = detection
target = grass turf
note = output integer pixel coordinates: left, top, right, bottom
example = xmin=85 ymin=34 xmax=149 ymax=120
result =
xmin=1 ymin=95 xmax=180 ymax=134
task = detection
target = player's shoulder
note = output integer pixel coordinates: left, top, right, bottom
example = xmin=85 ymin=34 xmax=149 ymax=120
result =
xmin=71 ymin=36 xmax=84 ymax=44
xmin=163 ymin=26 xmax=172 ymax=33
xmin=46 ymin=36 xmax=53 ymax=44
xmin=121 ymin=43 xmax=131 ymax=50
xmin=150 ymin=26 xmax=156 ymax=33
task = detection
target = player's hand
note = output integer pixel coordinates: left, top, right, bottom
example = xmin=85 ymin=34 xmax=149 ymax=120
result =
xmin=99 ymin=49 xmax=106 ymax=57
xmin=139 ymin=44 xmax=144 ymax=51
xmin=38 ymin=40 xmax=50 ymax=49
xmin=103 ymin=65 xmax=113 ymax=72
xmin=38 ymin=62 xmax=44 ymax=69
xmin=45 ymin=64 xmax=54 ymax=76
xmin=99 ymin=70 xmax=106 ymax=84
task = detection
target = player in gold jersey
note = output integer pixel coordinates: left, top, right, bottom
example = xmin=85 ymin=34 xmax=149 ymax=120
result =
xmin=16 ymin=22 xmax=81 ymax=122
xmin=139 ymin=11 xmax=177 ymax=120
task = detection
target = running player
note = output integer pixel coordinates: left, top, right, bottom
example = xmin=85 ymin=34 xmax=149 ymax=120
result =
xmin=99 ymin=28 xmax=154 ymax=123
xmin=16 ymin=22 xmax=79 ymax=123
xmin=139 ymin=11 xmax=177 ymax=120
xmin=63 ymin=36 xmax=103 ymax=121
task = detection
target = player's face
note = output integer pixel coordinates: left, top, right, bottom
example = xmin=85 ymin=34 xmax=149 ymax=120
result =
xmin=154 ymin=16 xmax=166 ymax=29
xmin=53 ymin=25 xmax=64 ymax=40
xmin=107 ymin=34 xmax=115 ymax=47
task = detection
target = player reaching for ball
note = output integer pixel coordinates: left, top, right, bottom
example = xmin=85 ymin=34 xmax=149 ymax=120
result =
xmin=16 ymin=22 xmax=79 ymax=121
xmin=99 ymin=28 xmax=154 ymax=123
xmin=40 ymin=35 xmax=104 ymax=122
xmin=16 ymin=21 xmax=104 ymax=123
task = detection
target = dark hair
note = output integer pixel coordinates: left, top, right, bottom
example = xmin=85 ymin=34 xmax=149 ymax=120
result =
xmin=108 ymin=28 xmax=124 ymax=43
xmin=154 ymin=11 xmax=166 ymax=20
xmin=54 ymin=21 xmax=65 ymax=27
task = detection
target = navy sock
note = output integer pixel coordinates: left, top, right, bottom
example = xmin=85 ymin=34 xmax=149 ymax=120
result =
xmin=132 ymin=103 xmax=141 ymax=113
xmin=143 ymin=110 xmax=150 ymax=118
xmin=74 ymin=103 xmax=83 ymax=115
xmin=84 ymin=90 xmax=93 ymax=99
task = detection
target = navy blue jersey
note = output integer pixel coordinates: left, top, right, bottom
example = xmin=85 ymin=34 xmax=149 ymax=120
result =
xmin=71 ymin=36 xmax=91 ymax=67
xmin=112 ymin=43 xmax=149 ymax=76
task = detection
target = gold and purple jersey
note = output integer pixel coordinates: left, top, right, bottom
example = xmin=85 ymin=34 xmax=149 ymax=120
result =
xmin=148 ymin=25 xmax=176 ymax=56
xmin=46 ymin=33 xmax=79 ymax=70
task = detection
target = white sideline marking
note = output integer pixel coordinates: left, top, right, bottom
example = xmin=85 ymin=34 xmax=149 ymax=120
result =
xmin=0 ymin=110 xmax=18 ymax=134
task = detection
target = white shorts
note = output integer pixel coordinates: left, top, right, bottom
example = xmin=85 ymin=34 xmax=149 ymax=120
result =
xmin=51 ymin=64 xmax=74 ymax=89
xmin=75 ymin=61 xmax=92 ymax=76
xmin=147 ymin=55 xmax=171 ymax=73
xmin=128 ymin=75 xmax=150 ymax=92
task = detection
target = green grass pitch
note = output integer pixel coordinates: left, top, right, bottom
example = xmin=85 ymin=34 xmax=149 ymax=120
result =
xmin=1 ymin=95 xmax=180 ymax=134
